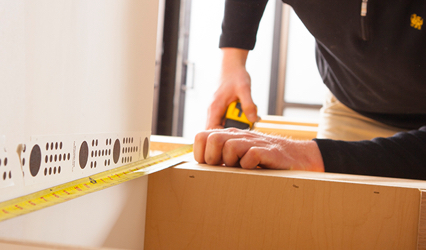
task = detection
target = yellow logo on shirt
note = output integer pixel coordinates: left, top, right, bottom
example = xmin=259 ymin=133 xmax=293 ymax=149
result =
xmin=411 ymin=14 xmax=423 ymax=30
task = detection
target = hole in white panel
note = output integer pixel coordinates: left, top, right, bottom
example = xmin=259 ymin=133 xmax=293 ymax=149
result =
xmin=143 ymin=137 xmax=149 ymax=159
xmin=79 ymin=141 xmax=89 ymax=169
xmin=113 ymin=139 xmax=121 ymax=164
xmin=29 ymin=145 xmax=42 ymax=177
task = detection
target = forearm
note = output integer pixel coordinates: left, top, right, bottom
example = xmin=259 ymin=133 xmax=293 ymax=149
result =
xmin=314 ymin=126 xmax=426 ymax=180
xmin=220 ymin=0 xmax=268 ymax=50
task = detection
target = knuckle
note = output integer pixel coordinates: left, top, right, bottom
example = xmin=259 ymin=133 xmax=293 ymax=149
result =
xmin=248 ymin=147 xmax=261 ymax=159
xmin=194 ymin=131 xmax=207 ymax=143
xmin=207 ymin=132 xmax=223 ymax=145
xmin=223 ymin=139 xmax=238 ymax=152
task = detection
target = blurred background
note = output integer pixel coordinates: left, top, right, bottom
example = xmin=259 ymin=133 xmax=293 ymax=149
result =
xmin=152 ymin=0 xmax=327 ymax=139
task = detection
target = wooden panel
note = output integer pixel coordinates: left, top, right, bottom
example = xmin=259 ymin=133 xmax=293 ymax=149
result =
xmin=145 ymin=162 xmax=422 ymax=250
xmin=150 ymin=135 xmax=192 ymax=153
xmin=254 ymin=122 xmax=318 ymax=140
xmin=259 ymin=115 xmax=318 ymax=127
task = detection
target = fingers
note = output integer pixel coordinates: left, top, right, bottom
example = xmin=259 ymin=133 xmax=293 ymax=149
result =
xmin=240 ymin=147 xmax=277 ymax=169
xmin=223 ymin=143 xmax=276 ymax=169
xmin=204 ymin=129 xmax=244 ymax=165
xmin=238 ymin=90 xmax=258 ymax=123
xmin=206 ymin=99 xmax=228 ymax=130
xmin=194 ymin=129 xmax=275 ymax=169
xmin=206 ymin=93 xmax=257 ymax=130
xmin=194 ymin=129 xmax=325 ymax=172
xmin=222 ymin=138 xmax=251 ymax=167
xmin=194 ymin=128 xmax=247 ymax=165
xmin=193 ymin=131 xmax=209 ymax=164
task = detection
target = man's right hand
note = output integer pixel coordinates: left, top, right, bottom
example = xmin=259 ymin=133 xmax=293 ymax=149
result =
xmin=206 ymin=48 xmax=258 ymax=129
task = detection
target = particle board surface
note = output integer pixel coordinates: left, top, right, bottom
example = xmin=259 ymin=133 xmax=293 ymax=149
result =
xmin=145 ymin=162 xmax=426 ymax=250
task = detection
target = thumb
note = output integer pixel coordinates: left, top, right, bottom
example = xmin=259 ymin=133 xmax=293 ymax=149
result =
xmin=239 ymin=92 xmax=258 ymax=123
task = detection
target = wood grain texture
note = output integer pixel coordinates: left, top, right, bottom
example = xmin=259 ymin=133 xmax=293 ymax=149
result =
xmin=145 ymin=163 xmax=421 ymax=250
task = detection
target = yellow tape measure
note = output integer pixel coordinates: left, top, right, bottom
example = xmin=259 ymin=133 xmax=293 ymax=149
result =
xmin=224 ymin=101 xmax=254 ymax=130
xmin=0 ymin=144 xmax=193 ymax=222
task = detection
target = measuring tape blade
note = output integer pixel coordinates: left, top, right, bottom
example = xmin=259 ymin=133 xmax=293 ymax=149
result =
xmin=0 ymin=144 xmax=193 ymax=222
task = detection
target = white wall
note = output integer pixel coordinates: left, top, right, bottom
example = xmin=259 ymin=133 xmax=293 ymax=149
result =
xmin=0 ymin=1 xmax=159 ymax=249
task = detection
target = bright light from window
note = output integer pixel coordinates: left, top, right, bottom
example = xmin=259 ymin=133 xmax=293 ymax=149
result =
xmin=284 ymin=9 xmax=327 ymax=105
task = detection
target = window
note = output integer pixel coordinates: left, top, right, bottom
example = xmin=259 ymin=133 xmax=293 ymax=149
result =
xmin=156 ymin=0 xmax=327 ymax=138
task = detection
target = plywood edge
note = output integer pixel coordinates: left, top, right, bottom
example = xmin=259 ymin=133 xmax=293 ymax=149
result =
xmin=150 ymin=135 xmax=192 ymax=153
xmin=254 ymin=122 xmax=318 ymax=132
xmin=258 ymin=115 xmax=319 ymax=127
xmin=253 ymin=122 xmax=318 ymax=140
xmin=418 ymin=190 xmax=426 ymax=250
xmin=174 ymin=162 xmax=426 ymax=189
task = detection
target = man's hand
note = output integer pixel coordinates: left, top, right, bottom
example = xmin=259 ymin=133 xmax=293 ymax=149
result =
xmin=194 ymin=128 xmax=325 ymax=172
xmin=206 ymin=48 xmax=258 ymax=129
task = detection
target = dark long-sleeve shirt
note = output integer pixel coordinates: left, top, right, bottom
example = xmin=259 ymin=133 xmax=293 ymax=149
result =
xmin=219 ymin=0 xmax=426 ymax=179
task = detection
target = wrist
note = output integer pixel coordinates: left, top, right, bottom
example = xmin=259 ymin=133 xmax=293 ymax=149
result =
xmin=291 ymin=140 xmax=325 ymax=172
xmin=221 ymin=47 xmax=249 ymax=68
